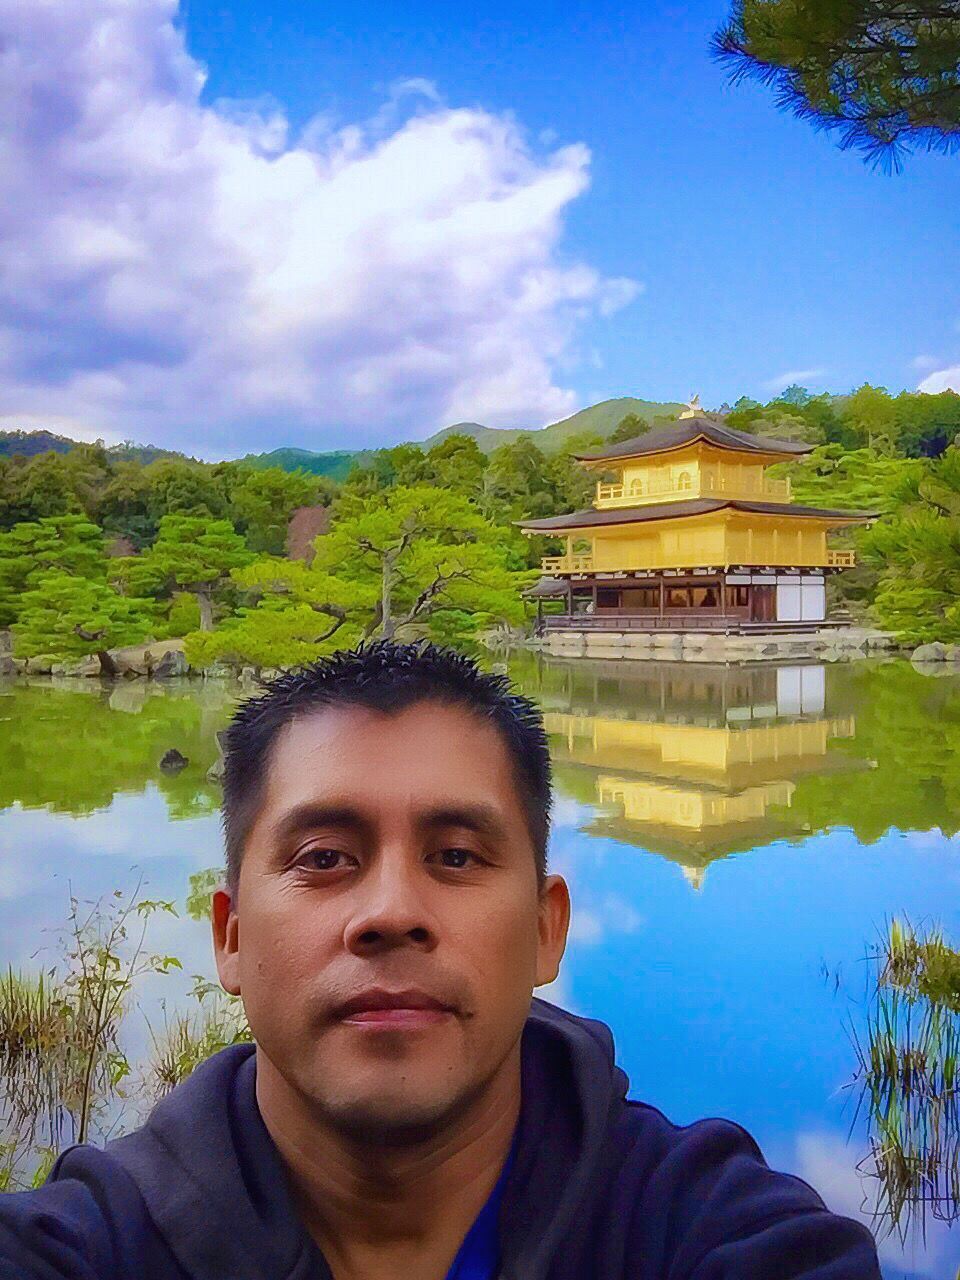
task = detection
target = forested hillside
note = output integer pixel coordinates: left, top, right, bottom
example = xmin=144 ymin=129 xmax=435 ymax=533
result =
xmin=1 ymin=383 xmax=959 ymax=670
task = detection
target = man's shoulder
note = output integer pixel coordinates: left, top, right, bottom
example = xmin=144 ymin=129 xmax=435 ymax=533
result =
xmin=595 ymin=1101 xmax=879 ymax=1276
xmin=0 ymin=1142 xmax=182 ymax=1279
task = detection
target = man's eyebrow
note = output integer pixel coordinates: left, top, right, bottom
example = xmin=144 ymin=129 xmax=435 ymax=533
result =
xmin=417 ymin=803 xmax=509 ymax=842
xmin=269 ymin=802 xmax=367 ymax=845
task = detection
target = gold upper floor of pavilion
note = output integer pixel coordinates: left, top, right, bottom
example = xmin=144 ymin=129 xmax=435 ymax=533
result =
xmin=519 ymin=415 xmax=876 ymax=576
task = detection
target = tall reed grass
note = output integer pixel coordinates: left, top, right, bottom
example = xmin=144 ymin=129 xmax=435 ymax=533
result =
xmin=852 ymin=918 xmax=960 ymax=1241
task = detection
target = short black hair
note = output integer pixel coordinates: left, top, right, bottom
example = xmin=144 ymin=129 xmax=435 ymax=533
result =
xmin=221 ymin=641 xmax=552 ymax=890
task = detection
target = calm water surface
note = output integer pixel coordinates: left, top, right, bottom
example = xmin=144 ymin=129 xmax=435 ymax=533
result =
xmin=2 ymin=658 xmax=959 ymax=1278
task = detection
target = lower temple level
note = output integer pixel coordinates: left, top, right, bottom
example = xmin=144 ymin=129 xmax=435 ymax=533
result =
xmin=538 ymin=569 xmax=834 ymax=632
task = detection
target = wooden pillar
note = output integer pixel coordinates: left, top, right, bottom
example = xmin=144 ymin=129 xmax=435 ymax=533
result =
xmin=658 ymin=577 xmax=665 ymax=620
xmin=591 ymin=582 xmax=598 ymax=611
xmin=566 ymin=580 xmax=573 ymax=618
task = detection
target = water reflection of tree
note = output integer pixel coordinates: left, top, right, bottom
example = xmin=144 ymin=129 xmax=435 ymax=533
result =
xmin=791 ymin=663 xmax=960 ymax=841
xmin=852 ymin=920 xmax=960 ymax=1241
xmin=0 ymin=680 xmax=234 ymax=819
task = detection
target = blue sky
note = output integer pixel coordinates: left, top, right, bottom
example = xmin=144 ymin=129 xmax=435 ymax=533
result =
xmin=2 ymin=0 xmax=957 ymax=455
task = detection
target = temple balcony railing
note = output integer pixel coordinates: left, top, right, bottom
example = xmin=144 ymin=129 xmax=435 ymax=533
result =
xmin=540 ymin=550 xmax=854 ymax=575
xmin=595 ymin=473 xmax=792 ymax=509
xmin=541 ymin=554 xmax=594 ymax=574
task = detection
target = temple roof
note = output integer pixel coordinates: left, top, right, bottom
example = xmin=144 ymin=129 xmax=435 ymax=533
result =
xmin=573 ymin=416 xmax=813 ymax=463
xmin=518 ymin=497 xmax=878 ymax=532
xmin=522 ymin=575 xmax=569 ymax=597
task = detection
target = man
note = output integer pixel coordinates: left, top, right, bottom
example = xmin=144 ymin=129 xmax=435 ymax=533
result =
xmin=0 ymin=641 xmax=879 ymax=1279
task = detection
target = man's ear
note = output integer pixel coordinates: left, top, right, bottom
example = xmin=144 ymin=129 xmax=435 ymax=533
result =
xmin=535 ymin=874 xmax=571 ymax=988
xmin=212 ymin=886 xmax=241 ymax=996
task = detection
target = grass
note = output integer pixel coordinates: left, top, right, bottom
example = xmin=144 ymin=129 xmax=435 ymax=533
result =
xmin=0 ymin=886 xmax=181 ymax=1189
xmin=146 ymin=984 xmax=250 ymax=1098
xmin=852 ymin=918 xmax=960 ymax=1241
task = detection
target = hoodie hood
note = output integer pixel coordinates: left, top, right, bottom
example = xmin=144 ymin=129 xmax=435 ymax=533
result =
xmin=108 ymin=1046 xmax=325 ymax=1280
xmin=106 ymin=999 xmax=628 ymax=1280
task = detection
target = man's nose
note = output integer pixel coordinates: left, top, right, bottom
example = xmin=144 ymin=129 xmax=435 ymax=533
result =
xmin=342 ymin=851 xmax=437 ymax=956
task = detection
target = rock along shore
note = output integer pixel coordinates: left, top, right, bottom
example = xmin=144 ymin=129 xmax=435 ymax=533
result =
xmin=502 ymin=626 xmax=960 ymax=666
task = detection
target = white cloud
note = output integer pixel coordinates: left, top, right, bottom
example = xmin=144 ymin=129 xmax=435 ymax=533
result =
xmin=911 ymin=354 xmax=939 ymax=371
xmin=918 ymin=365 xmax=960 ymax=394
xmin=761 ymin=368 xmax=826 ymax=394
xmin=0 ymin=0 xmax=638 ymax=456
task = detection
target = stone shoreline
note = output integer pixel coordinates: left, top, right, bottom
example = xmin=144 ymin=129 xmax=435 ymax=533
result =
xmin=525 ymin=626 xmax=918 ymax=665
xmin=2 ymin=629 xmax=960 ymax=679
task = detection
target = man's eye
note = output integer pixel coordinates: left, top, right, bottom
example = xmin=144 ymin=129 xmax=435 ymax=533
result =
xmin=437 ymin=848 xmax=480 ymax=870
xmin=297 ymin=848 xmax=351 ymax=872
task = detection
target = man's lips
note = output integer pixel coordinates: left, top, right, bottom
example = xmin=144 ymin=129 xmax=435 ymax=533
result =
xmin=334 ymin=989 xmax=457 ymax=1029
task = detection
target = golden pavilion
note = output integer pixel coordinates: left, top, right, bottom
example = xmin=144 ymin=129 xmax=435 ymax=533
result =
xmin=519 ymin=404 xmax=876 ymax=631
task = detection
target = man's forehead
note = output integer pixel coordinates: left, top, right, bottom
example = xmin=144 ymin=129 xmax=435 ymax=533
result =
xmin=263 ymin=699 xmax=516 ymax=799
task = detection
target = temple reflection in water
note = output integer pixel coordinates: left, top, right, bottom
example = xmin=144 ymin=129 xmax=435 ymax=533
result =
xmin=539 ymin=660 xmax=861 ymax=888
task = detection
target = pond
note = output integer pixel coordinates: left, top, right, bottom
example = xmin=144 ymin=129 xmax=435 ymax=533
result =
xmin=2 ymin=657 xmax=960 ymax=1278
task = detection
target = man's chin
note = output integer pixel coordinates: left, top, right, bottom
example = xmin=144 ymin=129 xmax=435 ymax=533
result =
xmin=318 ymin=1089 xmax=468 ymax=1147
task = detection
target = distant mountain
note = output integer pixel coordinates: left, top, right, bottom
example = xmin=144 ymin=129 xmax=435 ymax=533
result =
xmin=0 ymin=429 xmax=184 ymax=464
xmin=0 ymin=429 xmax=83 ymax=459
xmin=239 ymin=447 xmax=365 ymax=482
xmin=418 ymin=399 xmax=684 ymax=454
xmin=1 ymin=396 xmax=687 ymax=477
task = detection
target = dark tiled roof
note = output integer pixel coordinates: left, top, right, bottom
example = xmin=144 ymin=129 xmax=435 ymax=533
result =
xmin=574 ymin=416 xmax=813 ymax=463
xmin=517 ymin=498 xmax=878 ymax=532
xmin=523 ymin=575 xmax=569 ymax=597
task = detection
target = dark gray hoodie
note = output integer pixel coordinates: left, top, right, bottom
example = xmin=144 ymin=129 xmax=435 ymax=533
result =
xmin=0 ymin=999 xmax=880 ymax=1279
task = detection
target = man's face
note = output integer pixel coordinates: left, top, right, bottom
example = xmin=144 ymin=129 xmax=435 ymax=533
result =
xmin=213 ymin=699 xmax=569 ymax=1142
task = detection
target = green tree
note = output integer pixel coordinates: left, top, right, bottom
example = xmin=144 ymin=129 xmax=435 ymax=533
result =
xmin=0 ymin=453 xmax=79 ymax=527
xmin=142 ymin=460 xmax=228 ymax=524
xmin=12 ymin=574 xmax=155 ymax=673
xmin=862 ymin=446 xmax=960 ymax=642
xmin=0 ymin=515 xmax=108 ymax=627
xmin=317 ymin=486 xmax=527 ymax=640
xmin=190 ymin=487 xmax=529 ymax=667
xmin=220 ymin=465 xmax=327 ymax=554
xmin=95 ymin=461 xmax=157 ymax=547
xmin=777 ymin=383 xmax=812 ymax=407
xmin=425 ymin=435 xmax=487 ymax=498
xmin=772 ymin=444 xmax=923 ymax=513
xmin=713 ymin=0 xmax=960 ymax=168
xmin=342 ymin=444 xmax=432 ymax=497
xmin=609 ymin=413 xmax=649 ymax=444
xmin=841 ymin=383 xmax=899 ymax=451
xmin=119 ymin=515 xmax=253 ymax=632
xmin=894 ymin=389 xmax=960 ymax=458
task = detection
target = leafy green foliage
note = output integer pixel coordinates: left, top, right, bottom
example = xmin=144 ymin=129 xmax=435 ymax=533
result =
xmin=862 ymin=448 xmax=960 ymax=643
xmin=220 ymin=465 xmax=327 ymax=554
xmin=0 ymin=515 xmax=108 ymax=626
xmin=188 ymin=486 xmax=530 ymax=667
xmin=239 ymin=447 xmax=361 ymax=481
xmin=608 ymin=412 xmax=650 ymax=444
xmin=12 ymin=575 xmax=155 ymax=664
xmin=118 ymin=515 xmax=253 ymax=632
xmin=714 ymin=0 xmax=960 ymax=168
xmin=772 ymin=445 xmax=924 ymax=513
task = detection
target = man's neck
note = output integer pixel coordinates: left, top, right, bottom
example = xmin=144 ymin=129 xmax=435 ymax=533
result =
xmin=256 ymin=1048 xmax=521 ymax=1280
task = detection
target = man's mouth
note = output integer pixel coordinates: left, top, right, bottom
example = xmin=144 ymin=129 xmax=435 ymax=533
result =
xmin=334 ymin=988 xmax=457 ymax=1030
